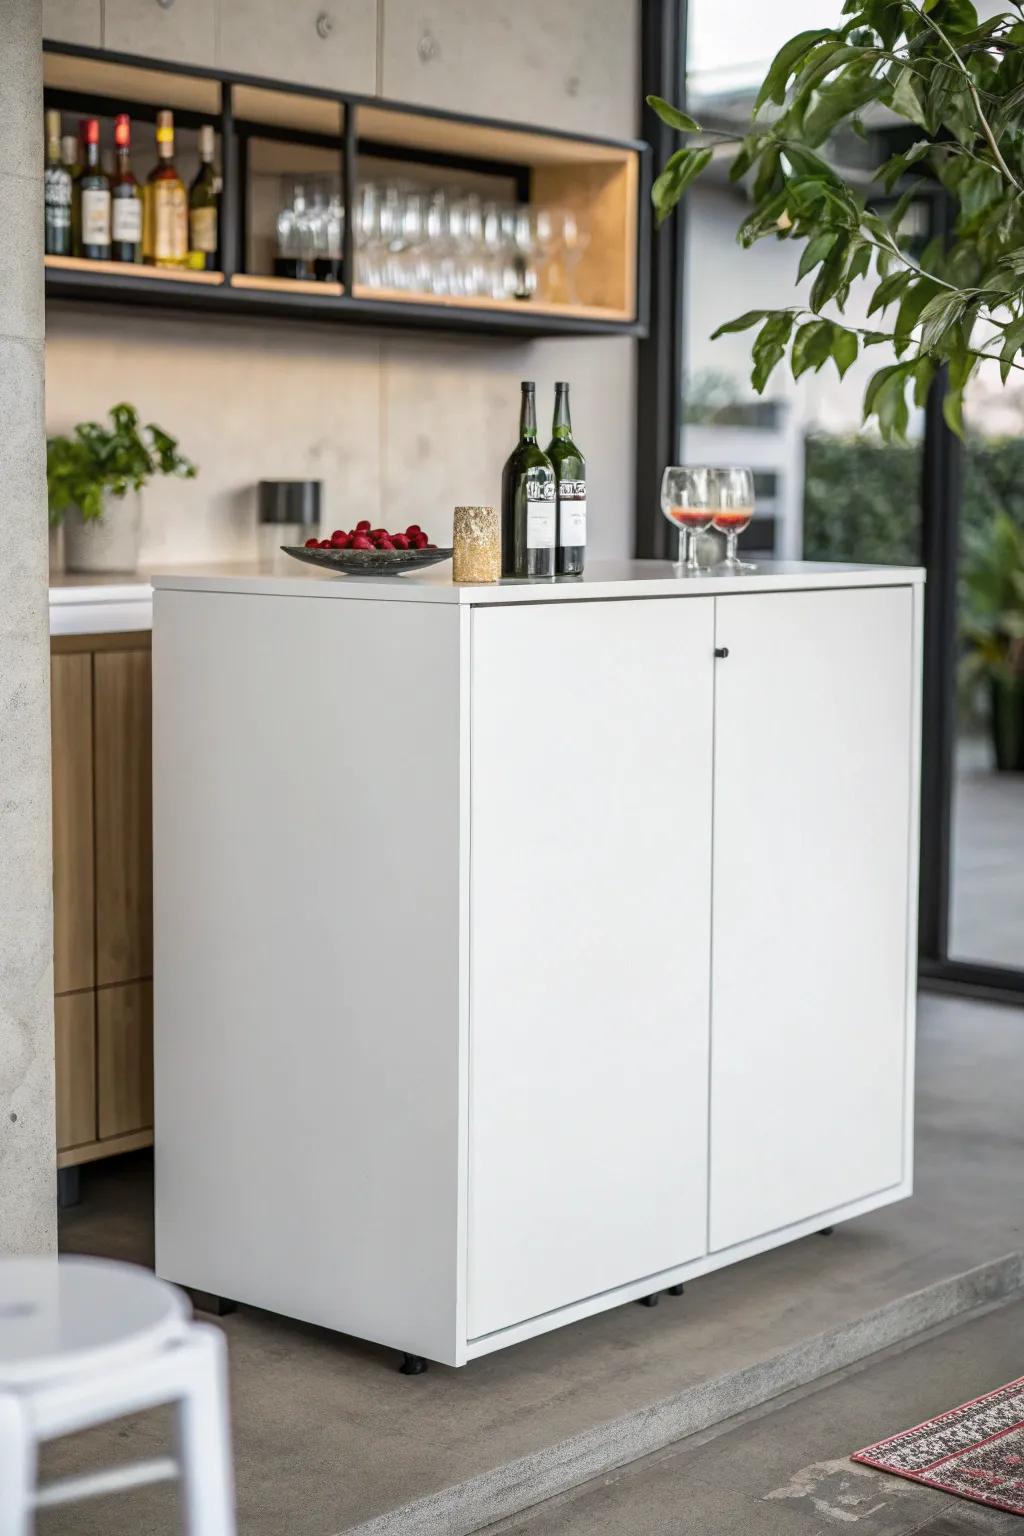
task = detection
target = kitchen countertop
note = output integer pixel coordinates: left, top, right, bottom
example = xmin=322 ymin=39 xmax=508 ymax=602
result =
xmin=54 ymin=559 xmax=926 ymax=633
xmin=153 ymin=558 xmax=926 ymax=607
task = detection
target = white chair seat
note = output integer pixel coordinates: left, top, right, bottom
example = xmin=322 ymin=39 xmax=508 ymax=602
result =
xmin=0 ymin=1257 xmax=188 ymax=1388
xmin=0 ymin=1256 xmax=234 ymax=1536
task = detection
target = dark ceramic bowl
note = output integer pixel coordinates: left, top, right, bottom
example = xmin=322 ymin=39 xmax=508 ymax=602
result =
xmin=282 ymin=545 xmax=453 ymax=576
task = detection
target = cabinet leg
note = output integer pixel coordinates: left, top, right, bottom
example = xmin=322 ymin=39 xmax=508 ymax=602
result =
xmin=819 ymin=1227 xmax=835 ymax=1237
xmin=637 ymin=1293 xmax=660 ymax=1307
xmin=668 ymin=1283 xmax=685 ymax=1296
xmin=399 ymin=1353 xmax=428 ymax=1375
xmin=57 ymin=1166 xmax=80 ymax=1210
xmin=187 ymin=1290 xmax=238 ymax=1318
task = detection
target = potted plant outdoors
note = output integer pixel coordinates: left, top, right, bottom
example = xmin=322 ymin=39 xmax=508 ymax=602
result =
xmin=961 ymin=510 xmax=1024 ymax=770
xmin=646 ymin=0 xmax=1024 ymax=443
xmin=48 ymin=403 xmax=196 ymax=574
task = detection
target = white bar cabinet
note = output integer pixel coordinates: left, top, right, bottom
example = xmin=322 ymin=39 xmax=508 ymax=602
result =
xmin=152 ymin=560 xmax=923 ymax=1370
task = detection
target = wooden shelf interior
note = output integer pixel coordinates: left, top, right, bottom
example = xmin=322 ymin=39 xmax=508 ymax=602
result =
xmin=44 ymin=49 xmax=220 ymax=118
xmin=45 ymin=255 xmax=225 ymax=284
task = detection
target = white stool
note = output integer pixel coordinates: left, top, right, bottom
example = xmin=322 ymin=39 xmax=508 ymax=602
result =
xmin=0 ymin=1256 xmax=235 ymax=1536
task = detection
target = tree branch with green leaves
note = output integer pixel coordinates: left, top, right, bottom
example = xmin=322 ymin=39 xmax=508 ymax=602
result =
xmin=648 ymin=0 xmax=1024 ymax=441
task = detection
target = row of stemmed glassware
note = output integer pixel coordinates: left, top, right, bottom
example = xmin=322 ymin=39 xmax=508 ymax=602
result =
xmin=354 ymin=184 xmax=590 ymax=302
xmin=273 ymin=178 xmax=592 ymax=302
xmin=661 ymin=466 xmax=757 ymax=574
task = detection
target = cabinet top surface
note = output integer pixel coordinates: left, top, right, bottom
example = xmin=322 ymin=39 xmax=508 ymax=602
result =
xmin=152 ymin=560 xmax=925 ymax=606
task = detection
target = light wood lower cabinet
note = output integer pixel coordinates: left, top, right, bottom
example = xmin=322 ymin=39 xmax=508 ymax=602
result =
xmin=51 ymin=633 xmax=154 ymax=1168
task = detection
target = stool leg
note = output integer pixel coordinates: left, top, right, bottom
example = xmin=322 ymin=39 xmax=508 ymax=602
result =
xmin=175 ymin=1325 xmax=236 ymax=1536
xmin=0 ymin=1392 xmax=34 ymax=1536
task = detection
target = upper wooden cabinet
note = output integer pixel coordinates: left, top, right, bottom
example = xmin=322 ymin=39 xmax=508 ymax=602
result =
xmin=219 ymin=0 xmax=377 ymax=94
xmin=379 ymin=0 xmax=640 ymax=140
xmin=43 ymin=0 xmax=101 ymax=46
xmin=103 ymin=0 xmax=218 ymax=68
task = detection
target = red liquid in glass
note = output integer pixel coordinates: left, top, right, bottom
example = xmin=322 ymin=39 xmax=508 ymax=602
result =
xmin=668 ymin=506 xmax=712 ymax=528
xmin=712 ymin=508 xmax=753 ymax=532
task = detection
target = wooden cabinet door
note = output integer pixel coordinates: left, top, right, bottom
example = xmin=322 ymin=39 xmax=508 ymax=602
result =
xmin=709 ymin=587 xmax=916 ymax=1252
xmin=467 ymin=598 xmax=715 ymax=1340
xmin=95 ymin=648 xmax=153 ymax=987
xmin=51 ymin=651 xmax=95 ymax=995
xmin=219 ymin=0 xmax=377 ymax=91
xmin=98 ymin=980 xmax=154 ymax=1140
xmin=55 ymin=991 xmax=97 ymax=1151
xmin=102 ymin=0 xmax=216 ymax=66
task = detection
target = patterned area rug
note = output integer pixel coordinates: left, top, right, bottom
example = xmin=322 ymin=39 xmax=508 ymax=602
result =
xmin=852 ymin=1376 xmax=1024 ymax=1516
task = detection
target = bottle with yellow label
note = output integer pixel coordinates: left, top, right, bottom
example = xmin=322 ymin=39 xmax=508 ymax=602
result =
xmin=143 ymin=109 xmax=188 ymax=268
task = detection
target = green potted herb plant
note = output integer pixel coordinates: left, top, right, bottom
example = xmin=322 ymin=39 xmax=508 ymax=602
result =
xmin=961 ymin=510 xmax=1024 ymax=770
xmin=47 ymin=403 xmax=196 ymax=574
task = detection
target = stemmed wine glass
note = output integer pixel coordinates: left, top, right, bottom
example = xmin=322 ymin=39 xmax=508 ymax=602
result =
xmin=660 ymin=466 xmax=717 ymax=574
xmin=711 ymin=467 xmax=757 ymax=572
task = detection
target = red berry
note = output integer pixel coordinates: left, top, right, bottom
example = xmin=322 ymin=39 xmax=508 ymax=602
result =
xmin=333 ymin=533 xmax=351 ymax=548
xmin=406 ymin=524 xmax=421 ymax=537
xmin=426 ymin=542 xmax=437 ymax=549
xmin=351 ymin=535 xmax=374 ymax=550
xmin=320 ymin=539 xmax=334 ymax=548
xmin=356 ymin=519 xmax=371 ymax=532
xmin=304 ymin=537 xmax=319 ymax=548
xmin=414 ymin=533 xmax=429 ymax=549
xmin=331 ymin=529 xmax=345 ymax=540
xmin=391 ymin=533 xmax=410 ymax=549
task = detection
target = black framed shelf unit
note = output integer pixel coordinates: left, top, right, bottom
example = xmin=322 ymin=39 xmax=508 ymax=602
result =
xmin=42 ymin=43 xmax=650 ymax=340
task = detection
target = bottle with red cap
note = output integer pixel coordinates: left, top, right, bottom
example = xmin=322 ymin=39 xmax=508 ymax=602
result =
xmin=79 ymin=117 xmax=110 ymax=261
xmin=111 ymin=114 xmax=142 ymax=264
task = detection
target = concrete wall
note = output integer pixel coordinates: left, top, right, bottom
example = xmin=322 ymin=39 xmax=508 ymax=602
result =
xmin=1 ymin=0 xmax=56 ymax=1254
xmin=44 ymin=0 xmax=640 ymax=565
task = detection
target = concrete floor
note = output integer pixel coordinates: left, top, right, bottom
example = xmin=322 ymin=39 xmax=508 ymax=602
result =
xmin=496 ymin=1295 xmax=1024 ymax=1535
xmin=950 ymin=741 xmax=1024 ymax=970
xmin=48 ymin=993 xmax=1024 ymax=1536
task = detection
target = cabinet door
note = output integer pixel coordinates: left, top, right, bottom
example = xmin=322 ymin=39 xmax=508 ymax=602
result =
xmin=380 ymin=0 xmax=638 ymax=139
xmin=98 ymin=980 xmax=154 ymax=1140
xmin=219 ymin=0 xmax=377 ymax=92
xmin=95 ymin=648 xmax=153 ymax=987
xmin=468 ymin=598 xmax=714 ymax=1340
xmin=55 ymin=991 xmax=97 ymax=1152
xmin=709 ymin=587 xmax=915 ymax=1252
xmin=44 ymin=0 xmax=102 ymax=45
xmin=51 ymin=651 xmax=95 ymax=995
xmin=103 ymin=0 xmax=217 ymax=67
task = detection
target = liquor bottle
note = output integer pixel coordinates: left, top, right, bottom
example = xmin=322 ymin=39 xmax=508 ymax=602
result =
xmin=143 ymin=109 xmax=188 ymax=268
xmin=189 ymin=124 xmax=219 ymax=269
xmin=501 ymin=381 xmax=557 ymax=578
xmin=547 ymin=382 xmax=587 ymax=576
xmin=110 ymin=114 xmax=142 ymax=263
xmin=62 ymin=133 xmax=81 ymax=255
xmin=79 ymin=117 xmax=111 ymax=261
xmin=43 ymin=110 xmax=72 ymax=256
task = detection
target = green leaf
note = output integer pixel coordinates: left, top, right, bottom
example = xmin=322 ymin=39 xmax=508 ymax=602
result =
xmin=890 ymin=65 xmax=928 ymax=126
xmin=645 ymin=96 xmax=701 ymax=134
xmin=791 ymin=318 xmax=834 ymax=379
xmin=711 ymin=309 xmax=769 ymax=339
xmin=917 ymin=290 xmax=968 ymax=352
xmin=832 ymin=326 xmax=859 ymax=378
xmin=652 ymin=146 xmax=713 ymax=226
xmin=755 ymin=28 xmax=835 ymax=113
xmin=999 ymin=316 xmax=1024 ymax=383
xmin=943 ymin=386 xmax=965 ymax=436
xmin=797 ymin=230 xmax=839 ymax=281
xmin=803 ymin=69 xmax=887 ymax=146
xmin=810 ymin=233 xmax=850 ymax=312
xmin=867 ymin=268 xmax=912 ymax=316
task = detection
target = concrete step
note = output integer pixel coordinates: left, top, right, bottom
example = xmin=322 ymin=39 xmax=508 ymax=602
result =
xmin=345 ymin=1252 xmax=1024 ymax=1536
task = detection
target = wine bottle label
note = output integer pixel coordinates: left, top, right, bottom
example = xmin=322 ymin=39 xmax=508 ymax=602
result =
xmin=81 ymin=189 xmax=111 ymax=246
xmin=190 ymin=206 xmax=218 ymax=254
xmin=44 ymin=170 xmax=71 ymax=227
xmin=558 ymin=481 xmax=587 ymax=546
xmin=112 ymin=197 xmax=142 ymax=243
xmin=154 ymin=183 xmax=188 ymax=260
xmin=526 ymin=481 xmax=555 ymax=549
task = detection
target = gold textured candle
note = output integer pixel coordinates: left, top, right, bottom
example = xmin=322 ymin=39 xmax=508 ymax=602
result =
xmin=453 ymin=505 xmax=501 ymax=583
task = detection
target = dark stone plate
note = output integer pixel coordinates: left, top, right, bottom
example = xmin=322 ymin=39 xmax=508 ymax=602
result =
xmin=282 ymin=545 xmax=453 ymax=576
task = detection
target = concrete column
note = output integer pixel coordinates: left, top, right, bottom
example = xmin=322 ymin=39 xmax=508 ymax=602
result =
xmin=0 ymin=0 xmax=56 ymax=1253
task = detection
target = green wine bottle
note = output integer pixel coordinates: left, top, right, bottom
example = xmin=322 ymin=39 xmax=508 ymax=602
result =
xmin=501 ymin=381 xmax=556 ymax=578
xmin=43 ymin=110 xmax=72 ymax=256
xmin=189 ymin=124 xmax=220 ymax=270
xmin=547 ymin=381 xmax=586 ymax=576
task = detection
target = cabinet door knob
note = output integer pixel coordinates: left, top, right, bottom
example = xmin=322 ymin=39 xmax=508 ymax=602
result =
xmin=316 ymin=11 xmax=334 ymax=38
xmin=714 ymin=646 xmax=729 ymax=659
